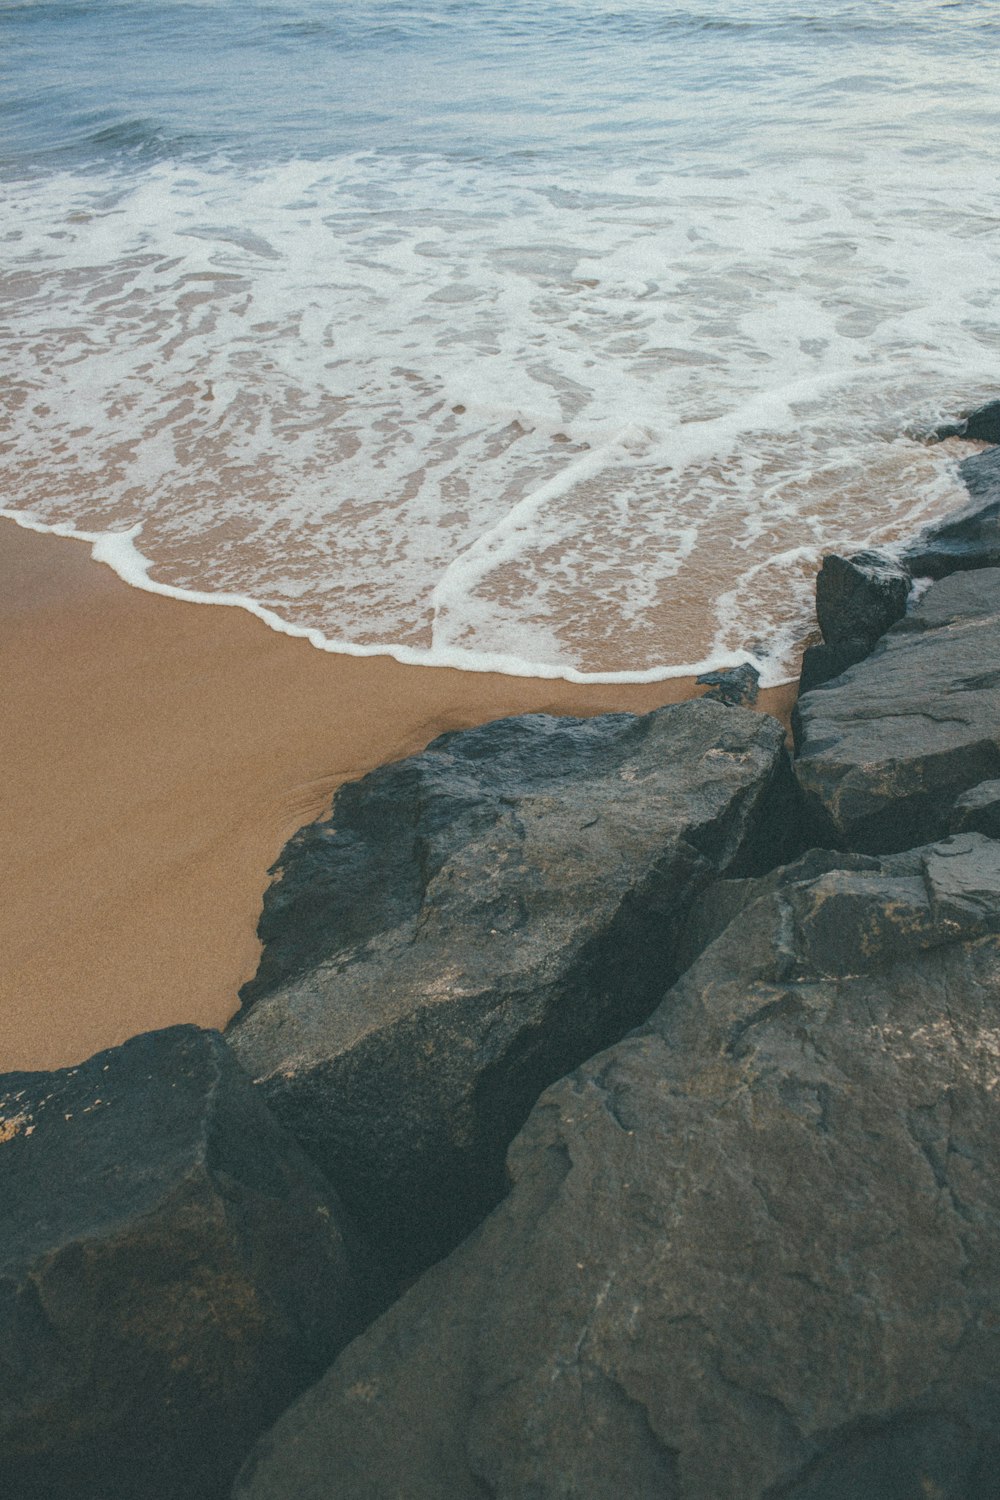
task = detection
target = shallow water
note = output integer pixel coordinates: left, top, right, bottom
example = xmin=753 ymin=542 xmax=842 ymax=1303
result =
xmin=2 ymin=0 xmax=998 ymax=681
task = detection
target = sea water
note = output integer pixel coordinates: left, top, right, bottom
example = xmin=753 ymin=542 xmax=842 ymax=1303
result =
xmin=2 ymin=0 xmax=998 ymax=683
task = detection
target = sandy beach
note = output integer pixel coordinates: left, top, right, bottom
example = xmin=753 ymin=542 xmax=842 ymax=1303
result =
xmin=0 ymin=518 xmax=796 ymax=1073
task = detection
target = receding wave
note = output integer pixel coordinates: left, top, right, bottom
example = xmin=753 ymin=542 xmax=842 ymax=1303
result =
xmin=3 ymin=0 xmax=998 ymax=682
xmin=1 ymin=141 xmax=993 ymax=684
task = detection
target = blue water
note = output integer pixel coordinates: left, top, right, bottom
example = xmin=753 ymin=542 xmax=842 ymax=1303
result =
xmin=2 ymin=1 xmax=999 ymax=679
xmin=4 ymin=0 xmax=998 ymax=170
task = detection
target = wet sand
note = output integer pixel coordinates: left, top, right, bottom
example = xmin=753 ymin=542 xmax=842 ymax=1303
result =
xmin=0 ymin=518 xmax=797 ymax=1073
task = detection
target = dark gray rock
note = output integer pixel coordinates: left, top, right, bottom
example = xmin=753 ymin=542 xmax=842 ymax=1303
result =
xmin=794 ymin=568 xmax=1000 ymax=852
xmin=934 ymin=397 xmax=1000 ymax=445
xmin=0 ymin=1026 xmax=380 ymax=1500
xmin=904 ymin=446 xmax=1000 ymax=578
xmin=233 ymin=839 xmax=1000 ymax=1500
xmin=796 ymin=552 xmax=911 ymax=696
xmin=814 ymin=550 xmax=910 ymax=647
xmin=890 ymin=564 xmax=1000 ymax=633
xmin=951 ymin=780 xmax=1000 ymax=840
xmin=796 ymin=636 xmax=870 ymax=695
xmin=676 ymin=832 xmax=1000 ymax=985
xmin=695 ymin=662 xmax=760 ymax=706
xmin=675 ymin=846 xmax=882 ymax=974
xmin=228 ymin=701 xmax=798 ymax=1275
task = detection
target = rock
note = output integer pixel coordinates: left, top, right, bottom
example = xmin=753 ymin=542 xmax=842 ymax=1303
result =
xmin=679 ymin=832 xmax=1000 ymax=982
xmin=233 ymin=839 xmax=1000 ymax=1500
xmin=904 ymin=446 xmax=1000 ymax=578
xmin=796 ymin=552 xmax=911 ymax=696
xmin=889 ymin=564 xmax=1000 ymax=633
xmin=796 ymin=636 xmax=870 ymax=695
xmin=950 ymin=780 xmax=1000 ymax=840
xmin=934 ymin=397 xmax=1000 ymax=445
xmin=695 ymin=662 xmax=760 ymax=706
xmin=227 ymin=701 xmax=799 ymax=1276
xmin=814 ymin=550 xmax=910 ymax=648
xmin=674 ymin=845 xmax=881 ymax=974
xmin=794 ymin=567 xmax=1000 ymax=852
xmin=0 ymin=1026 xmax=380 ymax=1500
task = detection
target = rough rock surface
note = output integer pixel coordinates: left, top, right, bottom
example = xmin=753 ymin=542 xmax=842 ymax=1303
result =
xmin=0 ymin=1027 xmax=379 ymax=1500
xmin=951 ymin=779 xmax=1000 ymax=840
xmin=796 ymin=636 xmax=871 ymax=696
xmin=695 ymin=662 xmax=760 ymax=705
xmin=228 ymin=701 xmax=798 ymax=1273
xmin=675 ymin=845 xmax=881 ymax=973
xmin=904 ymin=445 xmax=1000 ymax=578
xmin=796 ymin=551 xmax=910 ymax=696
xmin=794 ymin=567 xmax=1000 ymax=852
xmin=934 ymin=397 xmax=1000 ymax=445
xmin=233 ymin=835 xmax=1000 ymax=1500
xmin=814 ymin=550 xmax=910 ymax=647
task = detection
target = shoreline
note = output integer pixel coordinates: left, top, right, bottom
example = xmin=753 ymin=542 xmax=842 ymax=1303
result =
xmin=0 ymin=517 xmax=797 ymax=1073
xmin=0 ymin=508 xmax=797 ymax=688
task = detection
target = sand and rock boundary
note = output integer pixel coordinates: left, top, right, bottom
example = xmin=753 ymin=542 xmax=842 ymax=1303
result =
xmin=4 ymin=403 xmax=1000 ymax=1499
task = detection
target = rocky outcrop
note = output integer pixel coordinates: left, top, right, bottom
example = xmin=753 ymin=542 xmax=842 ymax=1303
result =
xmin=797 ymin=550 xmax=910 ymax=695
xmin=695 ymin=662 xmax=760 ymax=705
xmin=904 ymin=445 xmax=1000 ymax=578
xmin=228 ymin=701 xmax=799 ymax=1275
xmin=675 ymin=845 xmax=881 ymax=974
xmin=794 ymin=567 xmax=1000 ymax=852
xmin=233 ymin=835 xmax=1000 ymax=1500
xmin=814 ymin=549 xmax=910 ymax=647
xmin=0 ymin=1027 xmax=379 ymax=1500
xmin=933 ymin=397 xmax=1000 ymax=445
xmin=951 ymin=780 xmax=1000 ymax=840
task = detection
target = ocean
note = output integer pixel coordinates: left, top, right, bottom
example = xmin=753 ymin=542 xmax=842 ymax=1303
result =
xmin=2 ymin=0 xmax=998 ymax=683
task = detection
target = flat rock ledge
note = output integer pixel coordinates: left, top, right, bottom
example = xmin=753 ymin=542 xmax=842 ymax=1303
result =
xmin=903 ymin=444 xmax=1000 ymax=578
xmin=227 ymin=700 xmax=799 ymax=1275
xmin=234 ymin=834 xmax=1000 ymax=1500
xmin=794 ymin=566 xmax=1000 ymax=853
xmin=0 ymin=1027 xmax=380 ymax=1500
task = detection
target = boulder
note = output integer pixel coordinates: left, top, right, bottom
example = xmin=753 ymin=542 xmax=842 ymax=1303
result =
xmin=950 ymin=780 xmax=1000 ymax=840
xmin=227 ymin=701 xmax=798 ymax=1275
xmin=674 ymin=845 xmax=881 ymax=974
xmin=0 ymin=1027 xmax=380 ymax=1500
xmin=684 ymin=831 xmax=1000 ymax=983
xmin=796 ymin=636 xmax=870 ymax=696
xmin=934 ymin=397 xmax=1000 ymax=445
xmin=904 ymin=446 xmax=1000 ymax=578
xmin=794 ymin=567 xmax=1000 ymax=852
xmin=233 ymin=838 xmax=1000 ymax=1500
xmin=814 ymin=550 xmax=910 ymax=647
xmin=695 ymin=662 xmax=760 ymax=706
xmin=795 ymin=552 xmax=911 ymax=696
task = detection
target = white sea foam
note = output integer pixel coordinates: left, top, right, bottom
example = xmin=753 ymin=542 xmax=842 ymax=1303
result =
xmin=2 ymin=134 xmax=996 ymax=683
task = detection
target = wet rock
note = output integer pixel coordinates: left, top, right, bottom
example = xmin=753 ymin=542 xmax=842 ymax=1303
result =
xmin=0 ymin=1026 xmax=379 ymax=1500
xmin=814 ymin=550 xmax=910 ymax=648
xmin=233 ymin=840 xmax=1000 ymax=1500
xmin=796 ymin=552 xmax=911 ymax=696
xmin=794 ymin=568 xmax=1000 ymax=852
xmin=227 ymin=701 xmax=798 ymax=1275
xmin=904 ymin=445 xmax=1000 ymax=578
xmin=695 ymin=662 xmax=760 ymax=706
xmin=934 ymin=397 xmax=1000 ymax=445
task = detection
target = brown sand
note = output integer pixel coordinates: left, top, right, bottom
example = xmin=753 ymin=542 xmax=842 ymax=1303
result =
xmin=0 ymin=518 xmax=797 ymax=1073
